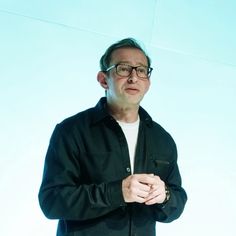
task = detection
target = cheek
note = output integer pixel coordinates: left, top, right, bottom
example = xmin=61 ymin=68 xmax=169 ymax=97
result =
xmin=107 ymin=80 xmax=121 ymax=94
xmin=110 ymin=79 xmax=124 ymax=91
xmin=144 ymin=81 xmax=150 ymax=93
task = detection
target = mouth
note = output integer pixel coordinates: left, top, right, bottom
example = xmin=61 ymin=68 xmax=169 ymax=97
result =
xmin=125 ymin=87 xmax=140 ymax=94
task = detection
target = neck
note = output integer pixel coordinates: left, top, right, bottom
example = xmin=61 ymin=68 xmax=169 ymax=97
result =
xmin=107 ymin=103 xmax=139 ymax=123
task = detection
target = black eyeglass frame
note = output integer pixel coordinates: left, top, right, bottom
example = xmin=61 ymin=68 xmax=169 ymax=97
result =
xmin=105 ymin=63 xmax=153 ymax=79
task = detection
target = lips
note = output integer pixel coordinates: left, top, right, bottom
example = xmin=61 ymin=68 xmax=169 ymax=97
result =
xmin=125 ymin=87 xmax=140 ymax=94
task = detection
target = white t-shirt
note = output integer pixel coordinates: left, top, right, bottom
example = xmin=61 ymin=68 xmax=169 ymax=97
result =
xmin=117 ymin=117 xmax=140 ymax=173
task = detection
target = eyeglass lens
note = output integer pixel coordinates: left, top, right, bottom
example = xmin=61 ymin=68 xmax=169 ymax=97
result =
xmin=116 ymin=64 xmax=150 ymax=78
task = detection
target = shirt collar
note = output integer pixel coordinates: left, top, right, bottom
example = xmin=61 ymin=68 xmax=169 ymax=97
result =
xmin=91 ymin=97 xmax=153 ymax=127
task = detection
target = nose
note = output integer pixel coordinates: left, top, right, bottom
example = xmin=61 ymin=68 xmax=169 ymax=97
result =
xmin=127 ymin=68 xmax=138 ymax=83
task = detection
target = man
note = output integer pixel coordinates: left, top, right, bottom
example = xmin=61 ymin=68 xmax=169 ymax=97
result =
xmin=38 ymin=38 xmax=187 ymax=236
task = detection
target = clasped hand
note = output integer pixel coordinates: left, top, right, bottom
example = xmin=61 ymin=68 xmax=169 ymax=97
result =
xmin=122 ymin=173 xmax=166 ymax=205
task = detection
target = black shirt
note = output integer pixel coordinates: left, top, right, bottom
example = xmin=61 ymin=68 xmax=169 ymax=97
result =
xmin=38 ymin=97 xmax=187 ymax=236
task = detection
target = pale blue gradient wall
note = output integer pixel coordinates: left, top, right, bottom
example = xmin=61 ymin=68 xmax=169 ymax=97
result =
xmin=0 ymin=1 xmax=235 ymax=235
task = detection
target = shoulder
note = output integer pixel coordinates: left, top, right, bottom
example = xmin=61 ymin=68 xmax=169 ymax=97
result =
xmin=47 ymin=107 xmax=95 ymax=147
xmin=149 ymin=121 xmax=178 ymax=161
xmin=139 ymin=106 xmax=176 ymax=145
xmin=56 ymin=107 xmax=95 ymax=132
xmin=57 ymin=97 xmax=108 ymax=131
xmin=151 ymin=121 xmax=175 ymax=145
xmin=139 ymin=106 xmax=177 ymax=157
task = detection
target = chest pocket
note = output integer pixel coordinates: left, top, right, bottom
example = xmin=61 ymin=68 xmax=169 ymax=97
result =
xmin=148 ymin=158 xmax=170 ymax=180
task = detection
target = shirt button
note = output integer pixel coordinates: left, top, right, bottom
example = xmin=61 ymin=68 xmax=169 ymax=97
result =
xmin=126 ymin=167 xmax=131 ymax=173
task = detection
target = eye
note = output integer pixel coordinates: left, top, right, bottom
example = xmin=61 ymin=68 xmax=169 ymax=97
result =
xmin=119 ymin=65 xmax=130 ymax=72
xmin=137 ymin=66 xmax=147 ymax=74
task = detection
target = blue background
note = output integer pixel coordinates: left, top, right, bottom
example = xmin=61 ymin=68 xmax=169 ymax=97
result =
xmin=0 ymin=1 xmax=236 ymax=235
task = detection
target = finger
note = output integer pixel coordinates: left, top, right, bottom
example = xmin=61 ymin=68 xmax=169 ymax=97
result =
xmin=123 ymin=176 xmax=152 ymax=202
xmin=136 ymin=187 xmax=151 ymax=198
xmin=149 ymin=176 xmax=165 ymax=191
xmin=135 ymin=173 xmax=156 ymax=185
xmin=129 ymin=181 xmax=151 ymax=198
xmin=145 ymin=188 xmax=163 ymax=200
xmin=145 ymin=182 xmax=165 ymax=202
xmin=125 ymin=187 xmax=150 ymax=203
xmin=145 ymin=193 xmax=165 ymax=205
xmin=135 ymin=195 xmax=147 ymax=203
xmin=129 ymin=175 xmax=152 ymax=192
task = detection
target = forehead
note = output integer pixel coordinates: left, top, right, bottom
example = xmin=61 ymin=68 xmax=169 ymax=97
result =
xmin=110 ymin=47 xmax=148 ymax=65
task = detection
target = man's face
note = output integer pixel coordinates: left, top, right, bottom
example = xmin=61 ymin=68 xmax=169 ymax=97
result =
xmin=105 ymin=48 xmax=151 ymax=107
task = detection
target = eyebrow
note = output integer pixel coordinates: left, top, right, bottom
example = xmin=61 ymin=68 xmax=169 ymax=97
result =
xmin=116 ymin=61 xmax=148 ymax=67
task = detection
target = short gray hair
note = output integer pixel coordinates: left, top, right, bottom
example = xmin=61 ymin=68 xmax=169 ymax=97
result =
xmin=99 ymin=38 xmax=151 ymax=71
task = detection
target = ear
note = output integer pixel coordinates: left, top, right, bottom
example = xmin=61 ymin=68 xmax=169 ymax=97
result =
xmin=97 ymin=71 xmax=109 ymax=90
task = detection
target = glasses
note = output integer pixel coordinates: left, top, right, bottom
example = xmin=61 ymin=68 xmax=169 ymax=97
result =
xmin=105 ymin=64 xmax=153 ymax=79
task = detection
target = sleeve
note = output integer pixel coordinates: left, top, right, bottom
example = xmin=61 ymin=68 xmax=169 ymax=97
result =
xmin=152 ymin=142 xmax=187 ymax=223
xmin=38 ymin=124 xmax=126 ymax=221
